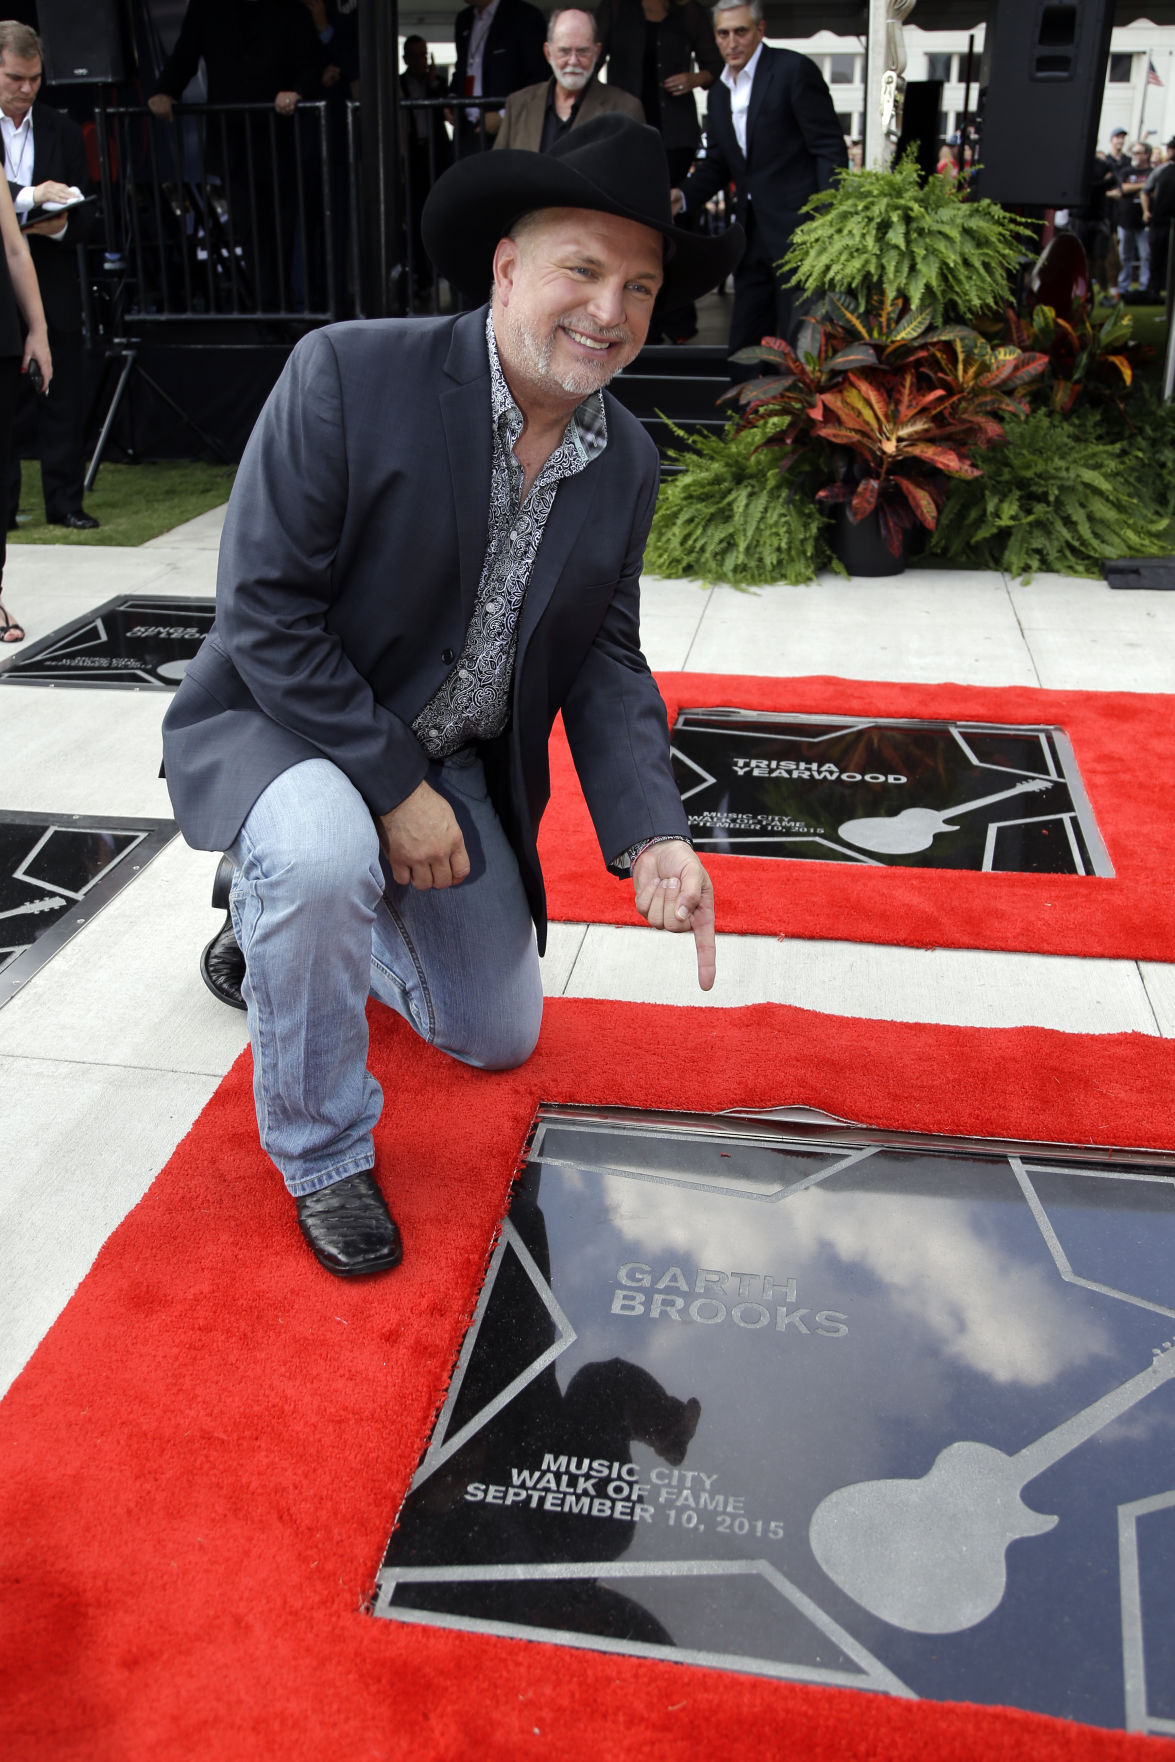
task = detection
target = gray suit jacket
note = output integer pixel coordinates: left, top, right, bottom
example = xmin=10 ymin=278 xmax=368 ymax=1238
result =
xmin=160 ymin=309 xmax=687 ymax=950
xmin=494 ymin=75 xmax=644 ymax=150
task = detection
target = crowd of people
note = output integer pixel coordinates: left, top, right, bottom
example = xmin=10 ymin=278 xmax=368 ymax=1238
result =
xmin=132 ymin=0 xmax=846 ymax=338
xmin=1069 ymin=127 xmax=1175 ymax=301
xmin=0 ymin=0 xmax=847 ymax=648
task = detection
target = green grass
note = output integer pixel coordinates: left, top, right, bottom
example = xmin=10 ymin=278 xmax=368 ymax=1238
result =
xmin=9 ymin=459 xmax=236 ymax=547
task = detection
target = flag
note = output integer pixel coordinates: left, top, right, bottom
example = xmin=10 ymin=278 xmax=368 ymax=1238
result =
xmin=1148 ymin=56 xmax=1163 ymax=87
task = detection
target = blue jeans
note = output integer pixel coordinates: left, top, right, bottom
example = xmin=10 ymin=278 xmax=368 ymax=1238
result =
xmin=1117 ymin=225 xmax=1151 ymax=292
xmin=227 ymin=751 xmax=543 ymax=1196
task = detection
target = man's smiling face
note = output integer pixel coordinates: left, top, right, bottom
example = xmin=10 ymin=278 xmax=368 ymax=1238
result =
xmin=492 ymin=206 xmax=664 ymax=403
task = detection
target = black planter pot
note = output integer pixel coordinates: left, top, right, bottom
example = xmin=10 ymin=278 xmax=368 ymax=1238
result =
xmin=829 ymin=505 xmax=910 ymax=577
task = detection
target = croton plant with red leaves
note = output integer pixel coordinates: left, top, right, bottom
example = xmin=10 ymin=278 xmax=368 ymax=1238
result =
xmin=723 ymin=295 xmax=1049 ymax=558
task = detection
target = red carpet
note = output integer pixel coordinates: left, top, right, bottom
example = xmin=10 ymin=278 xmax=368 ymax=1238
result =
xmin=538 ymin=675 xmax=1175 ymax=959
xmin=2 ymin=997 xmax=1174 ymax=1762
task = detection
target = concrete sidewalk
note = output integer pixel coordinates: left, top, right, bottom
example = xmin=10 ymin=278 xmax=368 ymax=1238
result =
xmin=2 ymin=504 xmax=1172 ymax=1395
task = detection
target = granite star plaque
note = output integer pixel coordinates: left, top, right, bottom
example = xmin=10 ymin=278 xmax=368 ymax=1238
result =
xmin=375 ymin=1108 xmax=1175 ymax=1733
xmin=0 ymin=595 xmax=215 ymax=689
xmin=671 ymin=709 xmax=1112 ymax=875
xmin=0 ymin=812 xmax=178 ymax=1003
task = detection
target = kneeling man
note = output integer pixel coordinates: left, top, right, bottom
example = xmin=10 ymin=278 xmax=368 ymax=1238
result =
xmin=161 ymin=116 xmax=743 ymax=1278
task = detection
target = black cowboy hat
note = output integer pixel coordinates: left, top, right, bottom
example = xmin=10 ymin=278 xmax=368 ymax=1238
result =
xmin=421 ymin=113 xmax=745 ymax=305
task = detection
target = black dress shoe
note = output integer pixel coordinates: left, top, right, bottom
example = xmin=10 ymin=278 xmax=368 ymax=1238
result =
xmin=199 ymin=912 xmax=247 ymax=1009
xmin=50 ymin=511 xmax=99 ymax=530
xmin=295 ymin=1170 xmax=403 ymax=1277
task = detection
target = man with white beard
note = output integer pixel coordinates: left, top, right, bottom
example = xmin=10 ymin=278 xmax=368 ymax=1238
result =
xmin=495 ymin=7 xmax=644 ymax=152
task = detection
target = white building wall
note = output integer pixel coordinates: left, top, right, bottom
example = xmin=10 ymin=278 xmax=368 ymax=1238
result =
xmin=769 ymin=21 xmax=1175 ymax=153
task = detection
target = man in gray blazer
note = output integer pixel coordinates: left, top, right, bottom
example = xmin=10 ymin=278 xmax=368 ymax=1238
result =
xmin=495 ymin=8 xmax=643 ymax=153
xmin=161 ymin=117 xmax=743 ymax=1281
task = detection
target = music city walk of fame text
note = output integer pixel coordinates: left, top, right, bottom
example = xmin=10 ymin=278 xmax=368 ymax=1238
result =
xmin=463 ymin=1457 xmax=787 ymax=1536
xmin=686 ymin=760 xmax=910 ymax=837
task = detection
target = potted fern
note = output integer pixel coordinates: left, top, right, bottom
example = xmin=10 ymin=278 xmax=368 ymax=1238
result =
xmin=647 ymin=153 xmax=1046 ymax=581
xmin=781 ymin=151 xmax=1031 ymax=327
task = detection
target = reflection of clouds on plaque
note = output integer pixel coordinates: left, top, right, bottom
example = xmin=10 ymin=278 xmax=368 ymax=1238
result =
xmin=563 ymin=1128 xmax=1109 ymax=1388
xmin=377 ymin=1108 xmax=1175 ymax=1726
xmin=670 ymin=710 xmax=1113 ymax=877
xmin=0 ymin=596 xmax=215 ymax=690
xmin=595 ymin=1176 xmax=1110 ymax=1389
xmin=782 ymin=1186 xmax=1112 ymax=1388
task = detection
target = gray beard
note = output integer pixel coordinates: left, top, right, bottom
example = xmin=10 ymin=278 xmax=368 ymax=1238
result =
xmin=510 ymin=317 xmax=631 ymax=397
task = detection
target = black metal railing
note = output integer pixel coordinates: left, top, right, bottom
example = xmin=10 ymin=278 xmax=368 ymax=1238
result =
xmin=91 ymin=95 xmax=509 ymax=331
xmin=95 ymin=98 xmax=344 ymax=323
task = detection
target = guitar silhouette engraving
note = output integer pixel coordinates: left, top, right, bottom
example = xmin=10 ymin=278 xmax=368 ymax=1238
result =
xmin=0 ymin=894 xmax=67 ymax=923
xmin=838 ymin=778 xmax=1052 ymax=856
xmin=808 ymin=1341 xmax=1175 ymax=1634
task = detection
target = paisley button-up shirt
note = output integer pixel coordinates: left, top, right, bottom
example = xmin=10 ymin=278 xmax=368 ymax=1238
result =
xmin=411 ymin=313 xmax=608 ymax=760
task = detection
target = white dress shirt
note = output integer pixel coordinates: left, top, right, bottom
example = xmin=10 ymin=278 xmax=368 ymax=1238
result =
xmin=721 ymin=40 xmax=764 ymax=159
xmin=1 ymin=109 xmax=35 ymax=210
xmin=1 ymin=106 xmax=74 ymax=240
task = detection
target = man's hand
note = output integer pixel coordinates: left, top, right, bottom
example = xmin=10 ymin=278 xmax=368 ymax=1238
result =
xmin=670 ymin=187 xmax=685 ymax=216
xmin=275 ymin=90 xmax=301 ymax=115
xmin=24 ymin=215 xmax=67 ymax=237
xmin=633 ymin=840 xmax=715 ymax=991
xmin=378 ymin=779 xmax=470 ymax=890
xmin=147 ymin=93 xmax=175 ymax=121
xmin=31 ymin=180 xmax=75 ymax=206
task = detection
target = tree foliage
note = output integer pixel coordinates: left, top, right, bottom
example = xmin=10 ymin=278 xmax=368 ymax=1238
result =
xmin=782 ymin=154 xmax=1033 ymax=324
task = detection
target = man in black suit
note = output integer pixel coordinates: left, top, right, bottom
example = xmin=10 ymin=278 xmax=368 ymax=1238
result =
xmin=148 ymin=0 xmax=328 ymax=312
xmin=450 ymin=0 xmax=547 ymax=152
xmin=0 ymin=22 xmax=97 ymax=529
xmin=161 ymin=118 xmax=743 ymax=1279
xmin=672 ymin=0 xmax=846 ymax=357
